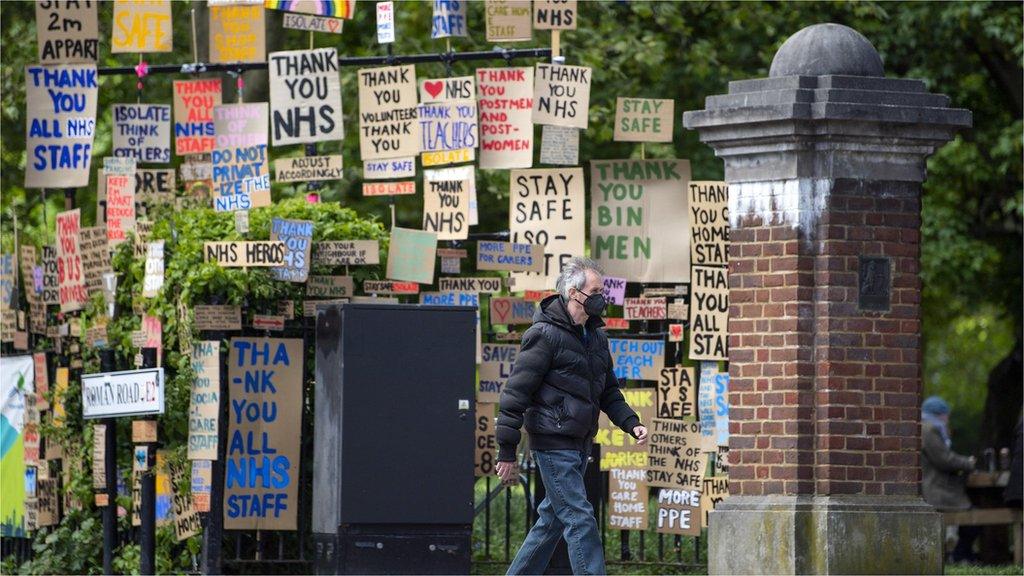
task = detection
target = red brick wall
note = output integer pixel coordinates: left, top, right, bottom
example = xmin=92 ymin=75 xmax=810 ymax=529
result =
xmin=727 ymin=180 xmax=922 ymax=497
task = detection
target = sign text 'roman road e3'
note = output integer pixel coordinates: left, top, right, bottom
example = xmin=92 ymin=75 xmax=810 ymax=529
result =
xmin=82 ymin=367 xmax=165 ymax=419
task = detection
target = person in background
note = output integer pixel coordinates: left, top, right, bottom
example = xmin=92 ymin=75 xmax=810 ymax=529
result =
xmin=921 ymin=395 xmax=978 ymax=563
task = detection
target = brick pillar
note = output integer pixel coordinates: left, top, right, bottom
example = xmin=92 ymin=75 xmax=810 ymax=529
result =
xmin=683 ymin=23 xmax=970 ymax=574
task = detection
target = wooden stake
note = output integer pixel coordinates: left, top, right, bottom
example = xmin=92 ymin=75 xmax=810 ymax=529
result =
xmin=552 ymin=30 xmax=561 ymax=60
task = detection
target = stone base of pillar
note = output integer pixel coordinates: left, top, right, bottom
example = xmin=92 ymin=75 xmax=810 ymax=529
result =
xmin=708 ymin=496 xmax=943 ymax=575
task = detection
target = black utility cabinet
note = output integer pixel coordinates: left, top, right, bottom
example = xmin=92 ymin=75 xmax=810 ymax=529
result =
xmin=313 ymin=304 xmax=477 ymax=574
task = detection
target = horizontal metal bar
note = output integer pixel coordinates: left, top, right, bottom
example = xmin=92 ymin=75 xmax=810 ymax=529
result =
xmin=97 ymin=47 xmax=552 ymax=76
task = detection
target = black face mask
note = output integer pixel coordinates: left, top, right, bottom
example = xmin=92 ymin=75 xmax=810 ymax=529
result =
xmin=573 ymin=289 xmax=607 ymax=318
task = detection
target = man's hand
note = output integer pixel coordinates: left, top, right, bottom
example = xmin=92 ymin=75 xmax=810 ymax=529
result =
xmin=496 ymin=460 xmax=519 ymax=487
xmin=633 ymin=425 xmax=649 ymax=445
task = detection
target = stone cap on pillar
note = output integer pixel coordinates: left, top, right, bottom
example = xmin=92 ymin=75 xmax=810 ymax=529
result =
xmin=682 ymin=23 xmax=972 ymax=183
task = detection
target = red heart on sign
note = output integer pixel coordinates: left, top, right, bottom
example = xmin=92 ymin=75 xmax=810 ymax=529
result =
xmin=424 ymin=80 xmax=444 ymax=99
xmin=492 ymin=298 xmax=511 ymax=324
xmin=327 ymin=19 xmax=340 ymax=32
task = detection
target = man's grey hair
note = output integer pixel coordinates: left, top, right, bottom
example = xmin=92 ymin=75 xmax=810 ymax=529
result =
xmin=556 ymin=257 xmax=604 ymax=299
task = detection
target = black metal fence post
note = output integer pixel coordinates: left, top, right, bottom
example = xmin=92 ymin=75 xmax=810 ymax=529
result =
xmin=201 ymin=330 xmax=227 ymax=574
xmin=99 ymin=349 xmax=118 ymax=575
xmin=139 ymin=347 xmax=158 ymax=575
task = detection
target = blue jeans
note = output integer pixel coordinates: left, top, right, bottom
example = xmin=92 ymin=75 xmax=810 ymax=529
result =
xmin=506 ymin=449 xmax=606 ymax=575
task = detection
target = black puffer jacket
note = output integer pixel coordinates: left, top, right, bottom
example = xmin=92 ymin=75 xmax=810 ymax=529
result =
xmin=496 ymin=294 xmax=641 ymax=461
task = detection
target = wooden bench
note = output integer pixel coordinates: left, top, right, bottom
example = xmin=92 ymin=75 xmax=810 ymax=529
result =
xmin=943 ymin=508 xmax=1023 ymax=564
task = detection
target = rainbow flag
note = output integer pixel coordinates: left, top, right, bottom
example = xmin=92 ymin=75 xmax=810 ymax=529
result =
xmin=265 ymin=0 xmax=356 ymax=19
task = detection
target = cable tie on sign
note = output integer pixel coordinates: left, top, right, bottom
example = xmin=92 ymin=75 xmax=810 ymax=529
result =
xmin=180 ymin=63 xmax=208 ymax=74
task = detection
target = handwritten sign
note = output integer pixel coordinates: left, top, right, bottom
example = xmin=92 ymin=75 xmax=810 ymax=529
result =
xmin=485 ymin=0 xmax=531 ymax=42
xmin=275 ymin=155 xmax=343 ymax=182
xmin=667 ymin=299 xmax=688 ymax=321
xmin=423 ymin=167 xmax=471 ymax=241
xmin=418 ymin=100 xmax=477 ymax=163
xmin=204 ymin=242 xmax=286 ymax=267
xmin=25 ymin=64 xmax=98 ymax=188
xmin=477 ymin=67 xmax=533 ymax=169
xmin=81 ymin=367 xmax=165 ymax=418
xmin=597 ymin=389 xmax=654 ymax=470
xmin=307 ymin=275 xmax=354 ymax=298
xmin=701 ymin=476 xmax=729 ymax=527
xmin=194 ymin=305 xmax=242 ymax=331
xmin=539 ymin=124 xmax=578 ymax=165
xmin=363 ymin=280 xmax=419 ymax=295
xmin=689 ymin=266 xmax=728 ymax=361
xmin=358 ymin=65 xmax=420 ymax=160
xmin=698 ymin=362 xmax=729 ymax=447
xmin=431 ymin=0 xmax=467 ymax=38
xmin=187 ymin=341 xmax=219 ymax=460
xmin=283 ymin=12 xmax=344 ymax=33
xmin=311 ymin=240 xmax=380 ymax=266
xmin=614 ymin=98 xmax=673 ymax=143
xmin=171 ymin=462 xmax=201 ymax=541
xmin=209 ymin=3 xmax=266 ymax=63
xmin=534 ymin=0 xmax=576 ymax=29
xmin=364 ymin=157 xmax=415 ymax=179
xmin=508 ymin=168 xmax=584 ymax=291
xmin=658 ymin=366 xmax=696 ymax=420
xmin=79 ymin=226 xmax=111 ymax=293
xmin=41 ymin=246 xmax=59 ymax=305
xmin=191 ymin=460 xmax=213 ymax=512
xmin=608 ymin=338 xmax=664 ymax=381
xmin=489 ymin=297 xmax=535 ymax=326
xmin=173 ymin=79 xmax=221 ymax=156
xmin=608 ymin=468 xmax=648 ymax=530
xmin=225 ymin=338 xmax=303 ymax=530
xmin=141 ymin=241 xmax=164 ymax=298
xmin=475 ymin=403 xmax=497 ymax=476
xmin=646 ymin=418 xmax=706 ymax=492
xmin=111 ymin=0 xmax=172 ymax=53
xmin=362 ymin=181 xmax=415 ymax=196
xmin=213 ymin=103 xmax=271 ymax=211
xmin=477 ymin=241 xmax=543 ymax=273
xmin=104 ymin=158 xmax=137 ymax=246
xmin=112 ymin=104 xmax=171 ymax=163
xmin=623 ymin=297 xmax=666 ymax=321
xmin=265 ymin=0 xmax=356 ymax=18
xmin=590 ymin=159 xmax=692 ymax=282
xmin=438 ymin=277 xmax=502 ymax=293
xmin=386 ymin=227 xmax=436 ymax=284
xmin=269 ymin=48 xmax=343 ymax=145
xmin=135 ymin=169 xmax=176 ymax=215
xmin=55 ymin=209 xmax=87 ymax=312
xmin=270 ymin=218 xmax=313 ymax=283
xmin=37 ymin=478 xmax=59 ymax=527
xmin=533 ymin=64 xmax=591 ymax=129
xmin=602 ymin=276 xmax=626 ymax=306
xmin=36 ymin=1 xmax=98 ymax=63
xmin=420 ymin=76 xmax=474 ymax=103
xmin=479 ymin=344 xmax=516 ymax=403
xmin=689 ymin=181 xmax=729 ymax=267
xmin=656 ymin=488 xmax=701 ymax=536
xmin=376 ymin=1 xmax=394 ymax=43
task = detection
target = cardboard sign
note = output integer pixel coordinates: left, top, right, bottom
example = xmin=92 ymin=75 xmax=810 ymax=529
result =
xmin=55 ymin=209 xmax=88 ymax=312
xmin=24 ymin=64 xmax=98 ymax=188
xmin=534 ymin=0 xmax=576 ymax=30
xmin=173 ymin=79 xmax=222 ymax=156
xmin=533 ymin=64 xmax=591 ymax=129
xmin=135 ymin=169 xmax=176 ymax=216
xmin=105 ymin=158 xmax=137 ymax=247
xmin=656 ymin=488 xmax=702 ymax=536
xmin=363 ymin=157 xmax=415 ymax=180
xmin=614 ymin=98 xmax=674 ymax=143
xmin=597 ymin=389 xmax=654 ymax=470
xmin=658 ymin=366 xmax=696 ymax=420
xmin=41 ymin=246 xmax=59 ymax=305
xmin=275 ymin=155 xmax=343 ymax=182
xmin=282 ymin=12 xmax=344 ymax=33
xmin=602 ymin=276 xmax=626 ymax=306
xmin=209 ymin=3 xmax=266 ymax=63
xmin=420 ymin=76 xmax=475 ymax=103
xmin=358 ymin=65 xmax=420 ymax=160
xmin=432 ymin=0 xmax=467 ymax=38
xmin=438 ymin=277 xmax=502 ymax=293
xmin=608 ymin=468 xmax=647 ymax=530
xmin=668 ymin=323 xmax=683 ymax=343
xmin=111 ymin=0 xmax=172 ymax=53
xmin=477 ymin=67 xmax=534 ymax=169
xmin=306 ymin=275 xmax=354 ymax=298
xmin=311 ymin=240 xmax=380 ymax=266
xmin=133 ymin=419 xmax=158 ymax=443
xmin=508 ymin=168 xmax=584 ymax=291
xmin=418 ymin=100 xmax=478 ymax=160
xmin=37 ymin=478 xmax=59 ymax=527
xmin=270 ymin=218 xmax=313 ymax=282
xmin=539 ymin=125 xmax=578 ymax=166
xmin=265 ymin=0 xmax=356 ymax=18
xmin=646 ymin=418 xmax=706 ymax=491
xmin=204 ymin=242 xmax=287 ymax=267
xmin=80 ymin=226 xmax=112 ymax=293
xmin=225 ymin=338 xmax=303 ymax=530
xmin=376 ymin=1 xmax=394 ymax=43
xmin=92 ymin=424 xmax=107 ymax=489
xmin=608 ymin=338 xmax=665 ymax=381
xmin=362 ymin=181 xmax=415 ymax=196
xmin=698 ymin=362 xmax=729 ymax=447
xmin=475 ymin=403 xmax=497 ymax=476
xmin=171 ymin=461 xmax=201 ymax=541
xmin=479 ymin=344 xmax=517 ymax=403
xmin=33 ymin=353 xmax=49 ymax=410
xmin=142 ymin=241 xmax=164 ymax=298
xmin=191 ymin=460 xmax=213 ymax=512
xmin=667 ymin=299 xmax=688 ymax=321
xmin=36 ymin=1 xmax=98 ymax=63
xmin=485 ymin=0 xmax=531 ymax=42
xmin=489 ymin=297 xmax=535 ymax=326
xmin=213 ymin=103 xmax=271 ymax=211
xmin=423 ymin=167 xmax=472 ymax=241
xmin=477 ymin=241 xmax=543 ymax=273
xmin=623 ymin=297 xmax=666 ymax=321
xmin=363 ymin=280 xmax=419 ymax=295
xmin=689 ymin=181 xmax=729 ymax=267
xmin=112 ymin=104 xmax=171 ymax=163
xmin=590 ymin=159 xmax=692 ymax=282
xmin=385 ymin=227 xmax=436 ymax=284
xmin=689 ymin=266 xmax=728 ymax=361
xmin=194 ymin=305 xmax=242 ymax=331
xmin=701 ymin=476 xmax=729 ymax=527
xmin=81 ymin=368 xmax=165 ymax=418
xmin=269 ymin=48 xmax=343 ymax=145
xmin=187 ymin=341 xmax=220 ymax=460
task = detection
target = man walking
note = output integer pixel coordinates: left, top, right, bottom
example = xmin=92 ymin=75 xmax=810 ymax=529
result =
xmin=495 ymin=257 xmax=648 ymax=575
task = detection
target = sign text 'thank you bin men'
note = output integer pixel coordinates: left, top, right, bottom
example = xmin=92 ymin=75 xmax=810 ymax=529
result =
xmin=225 ymin=338 xmax=303 ymax=531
